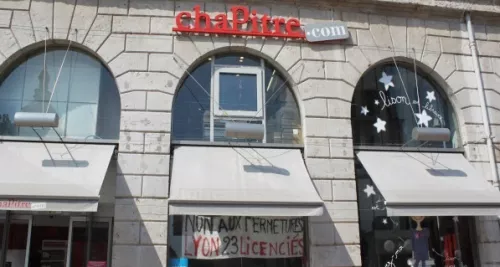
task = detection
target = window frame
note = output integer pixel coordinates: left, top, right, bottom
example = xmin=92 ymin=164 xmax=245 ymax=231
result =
xmin=213 ymin=66 xmax=264 ymax=118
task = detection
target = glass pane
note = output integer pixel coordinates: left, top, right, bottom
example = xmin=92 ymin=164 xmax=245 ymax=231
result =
xmin=88 ymin=222 xmax=109 ymax=266
xmin=6 ymin=220 xmax=29 ymax=267
xmin=68 ymin=52 xmax=102 ymax=104
xmin=168 ymin=216 xmax=305 ymax=267
xmin=0 ymin=219 xmax=4 ymax=263
xmin=65 ymin=103 xmax=98 ymax=139
xmin=214 ymin=54 xmax=261 ymax=67
xmin=70 ymin=221 xmax=88 ymax=267
xmin=219 ymin=73 xmax=258 ymax=112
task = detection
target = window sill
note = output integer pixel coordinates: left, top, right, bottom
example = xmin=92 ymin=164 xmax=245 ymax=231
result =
xmin=171 ymin=140 xmax=304 ymax=149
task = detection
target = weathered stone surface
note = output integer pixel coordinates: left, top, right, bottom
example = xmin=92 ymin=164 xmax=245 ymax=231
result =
xmin=0 ymin=0 xmax=30 ymax=10
xmin=275 ymin=41 xmax=301 ymax=71
xmin=310 ymin=201 xmax=359 ymax=223
xmin=304 ymin=98 xmax=328 ymax=118
xmin=53 ymin=0 xmax=75 ymax=39
xmin=146 ymin=92 xmax=173 ymax=112
xmin=144 ymin=133 xmax=170 ymax=154
xmin=333 ymin=180 xmax=357 ymax=201
xmin=113 ymin=16 xmax=150 ymax=34
xmin=446 ymin=71 xmax=477 ymax=94
xmin=30 ymin=0 xmax=53 ymax=41
xmin=486 ymin=25 xmax=500 ymax=41
xmin=83 ymin=15 xmax=112 ymax=51
xmin=343 ymin=12 xmax=369 ymax=29
xmin=420 ymin=36 xmax=441 ymax=69
xmin=388 ymin=16 xmax=407 ymax=55
xmin=299 ymin=7 xmax=332 ymax=24
xmin=174 ymin=36 xmax=201 ymax=65
xmin=116 ymin=72 xmax=178 ymax=93
xmin=345 ymin=46 xmax=370 ymax=73
xmin=11 ymin=11 xmax=35 ymax=48
xmin=112 ymin=245 xmax=167 ymax=267
xmin=119 ymin=131 xmax=145 ymax=153
xmin=441 ymin=37 xmax=471 ymax=55
xmin=120 ymin=91 xmax=147 ymax=111
xmin=425 ymin=20 xmax=451 ymax=37
xmin=109 ymin=52 xmax=148 ymax=77
xmin=307 ymin=137 xmax=330 ymax=157
xmin=129 ymin=0 xmax=174 ymax=16
xmin=0 ymin=29 xmax=19 ymax=58
xmin=115 ymin=198 xmax=169 ymax=221
xmin=290 ymin=61 xmax=324 ymax=84
xmin=434 ymin=54 xmax=456 ymax=80
xmin=120 ymin=111 xmax=171 ymax=132
xmin=298 ymin=80 xmax=354 ymax=101
xmin=0 ymin=10 xmax=12 ymax=28
xmin=116 ymin=174 xmax=142 ymax=197
xmin=141 ymin=221 xmax=168 ymax=245
xmin=118 ymin=153 xmax=170 ymax=175
xmin=325 ymin=61 xmax=361 ymax=87
xmin=70 ymin=0 xmax=97 ymax=42
xmin=301 ymin=43 xmax=345 ymax=61
xmin=142 ymin=176 xmax=169 ymax=198
xmin=150 ymin=17 xmax=174 ymax=35
xmin=306 ymin=158 xmax=355 ymax=179
xmin=453 ymin=88 xmax=479 ymax=109
xmin=369 ymin=15 xmax=392 ymax=48
xmin=327 ymin=99 xmax=351 ymax=118
xmin=114 ymin=222 xmax=140 ymax=244
xmin=477 ymin=40 xmax=500 ymax=57
xmin=98 ymin=0 xmax=128 ymax=15
xmin=261 ymin=39 xmax=284 ymax=59
xmin=407 ymin=18 xmax=426 ymax=52
xmin=306 ymin=118 xmax=352 ymax=138
xmin=97 ymin=34 xmax=125 ymax=63
xmin=312 ymin=180 xmax=333 ymax=201
xmin=329 ymin=138 xmax=353 ymax=159
xmin=309 ymin=223 xmax=336 ymax=245
xmin=148 ymin=53 xmax=185 ymax=78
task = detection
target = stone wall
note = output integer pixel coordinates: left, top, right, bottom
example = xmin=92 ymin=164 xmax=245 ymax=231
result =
xmin=1 ymin=0 xmax=500 ymax=266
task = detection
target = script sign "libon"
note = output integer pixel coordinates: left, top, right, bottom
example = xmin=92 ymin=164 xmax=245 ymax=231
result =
xmin=304 ymin=22 xmax=349 ymax=42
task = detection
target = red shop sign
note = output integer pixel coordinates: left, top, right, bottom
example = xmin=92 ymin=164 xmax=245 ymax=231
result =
xmin=173 ymin=5 xmax=305 ymax=39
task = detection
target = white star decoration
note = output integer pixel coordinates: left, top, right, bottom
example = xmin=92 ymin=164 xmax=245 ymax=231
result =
xmin=361 ymin=106 xmax=369 ymax=116
xmin=373 ymin=117 xmax=387 ymax=133
xmin=379 ymin=72 xmax=395 ymax=91
xmin=374 ymin=100 xmax=379 ymax=105
xmin=382 ymin=218 xmax=388 ymax=224
xmin=364 ymin=184 xmax=376 ymax=198
xmin=426 ymin=91 xmax=436 ymax=103
xmin=415 ymin=110 xmax=433 ymax=127
xmin=453 ymin=216 xmax=459 ymax=222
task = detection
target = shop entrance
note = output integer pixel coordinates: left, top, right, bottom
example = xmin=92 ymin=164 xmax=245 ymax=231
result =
xmin=0 ymin=214 xmax=112 ymax=267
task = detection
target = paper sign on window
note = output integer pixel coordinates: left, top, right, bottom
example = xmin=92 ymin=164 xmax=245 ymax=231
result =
xmin=182 ymin=216 xmax=304 ymax=259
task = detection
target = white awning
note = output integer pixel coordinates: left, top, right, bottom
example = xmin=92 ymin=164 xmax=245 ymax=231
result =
xmin=0 ymin=141 xmax=116 ymax=212
xmin=356 ymin=151 xmax=500 ymax=216
xmin=169 ymin=146 xmax=324 ymax=217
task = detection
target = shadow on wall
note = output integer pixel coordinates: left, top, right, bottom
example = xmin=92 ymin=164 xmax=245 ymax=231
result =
xmin=308 ymin=205 xmax=360 ymax=266
xmin=113 ymin=164 xmax=167 ymax=267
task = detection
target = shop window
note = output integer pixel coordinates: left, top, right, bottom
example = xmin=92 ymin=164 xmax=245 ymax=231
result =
xmin=351 ymin=63 xmax=459 ymax=148
xmin=172 ymin=53 xmax=302 ymax=144
xmin=0 ymin=48 xmax=120 ymax=140
xmin=168 ymin=215 xmax=306 ymax=267
xmin=352 ymin=63 xmax=476 ymax=267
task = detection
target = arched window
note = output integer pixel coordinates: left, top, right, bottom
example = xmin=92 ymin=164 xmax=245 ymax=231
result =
xmin=172 ymin=53 xmax=302 ymax=144
xmin=351 ymin=63 xmax=476 ymax=267
xmin=0 ymin=48 xmax=120 ymax=140
xmin=351 ymin=63 xmax=459 ymax=148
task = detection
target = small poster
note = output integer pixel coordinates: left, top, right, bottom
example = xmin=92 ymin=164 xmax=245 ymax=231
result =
xmin=182 ymin=215 xmax=304 ymax=259
xmin=87 ymin=261 xmax=106 ymax=267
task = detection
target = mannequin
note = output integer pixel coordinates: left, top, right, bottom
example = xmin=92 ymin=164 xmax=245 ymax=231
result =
xmin=411 ymin=216 xmax=430 ymax=267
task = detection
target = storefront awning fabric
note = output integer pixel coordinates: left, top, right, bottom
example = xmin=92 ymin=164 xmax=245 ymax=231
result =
xmin=169 ymin=146 xmax=324 ymax=217
xmin=0 ymin=141 xmax=115 ymax=212
xmin=356 ymin=151 xmax=500 ymax=216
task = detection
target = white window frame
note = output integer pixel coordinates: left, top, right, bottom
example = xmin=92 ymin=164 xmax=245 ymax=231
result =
xmin=213 ymin=67 xmax=263 ymax=118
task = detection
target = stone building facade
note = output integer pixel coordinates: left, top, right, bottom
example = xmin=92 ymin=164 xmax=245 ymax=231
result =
xmin=0 ymin=0 xmax=500 ymax=267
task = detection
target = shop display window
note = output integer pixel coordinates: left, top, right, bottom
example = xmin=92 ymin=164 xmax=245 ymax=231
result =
xmin=351 ymin=63 xmax=475 ymax=266
xmin=351 ymin=63 xmax=460 ymax=148
xmin=172 ymin=53 xmax=302 ymax=144
xmin=0 ymin=48 xmax=120 ymax=140
xmin=167 ymin=215 xmax=306 ymax=267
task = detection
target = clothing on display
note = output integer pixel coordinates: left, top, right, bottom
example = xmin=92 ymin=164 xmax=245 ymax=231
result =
xmin=412 ymin=228 xmax=430 ymax=267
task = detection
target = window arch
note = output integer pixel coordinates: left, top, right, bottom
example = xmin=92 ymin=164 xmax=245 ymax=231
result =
xmin=351 ymin=62 xmax=459 ymax=148
xmin=0 ymin=47 xmax=120 ymax=140
xmin=172 ymin=52 xmax=302 ymax=144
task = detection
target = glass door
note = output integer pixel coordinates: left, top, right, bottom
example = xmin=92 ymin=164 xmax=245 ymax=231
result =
xmin=5 ymin=215 xmax=32 ymax=267
xmin=66 ymin=217 xmax=112 ymax=267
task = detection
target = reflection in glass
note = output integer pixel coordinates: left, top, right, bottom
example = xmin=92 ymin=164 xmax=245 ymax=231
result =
xmin=89 ymin=222 xmax=109 ymax=264
xmin=70 ymin=221 xmax=88 ymax=267
xmin=351 ymin=64 xmax=459 ymax=148
xmin=0 ymin=48 xmax=120 ymax=140
xmin=172 ymin=53 xmax=301 ymax=144
xmin=6 ymin=220 xmax=29 ymax=267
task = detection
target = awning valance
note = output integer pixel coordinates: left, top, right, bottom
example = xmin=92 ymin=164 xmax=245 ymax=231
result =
xmin=169 ymin=146 xmax=324 ymax=217
xmin=356 ymin=151 xmax=500 ymax=216
xmin=0 ymin=141 xmax=115 ymax=212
